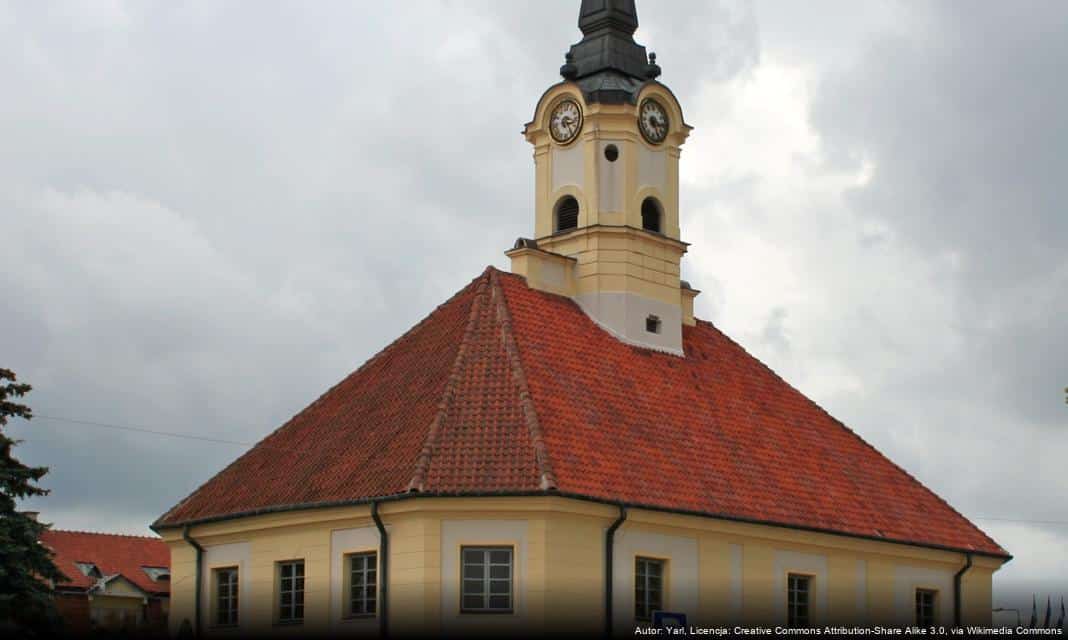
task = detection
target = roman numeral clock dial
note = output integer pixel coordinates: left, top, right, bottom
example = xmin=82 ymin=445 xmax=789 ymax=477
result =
xmin=639 ymin=98 xmax=669 ymax=144
xmin=549 ymin=99 xmax=582 ymax=144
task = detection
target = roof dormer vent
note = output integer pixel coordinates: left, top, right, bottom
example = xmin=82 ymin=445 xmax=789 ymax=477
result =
xmin=75 ymin=562 xmax=101 ymax=578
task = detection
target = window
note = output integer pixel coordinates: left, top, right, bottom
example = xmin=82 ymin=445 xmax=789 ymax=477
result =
xmin=604 ymin=144 xmax=619 ymax=162
xmin=787 ymin=574 xmax=811 ymax=627
xmin=143 ymin=566 xmax=170 ymax=582
xmin=214 ymin=567 xmax=238 ymax=627
xmin=75 ymin=562 xmax=101 ymax=578
xmin=915 ymin=589 xmax=937 ymax=627
xmin=555 ymin=196 xmax=579 ymax=232
xmin=645 ymin=315 xmax=661 ymax=334
xmin=641 ymin=197 xmax=662 ymax=233
xmin=634 ymin=557 xmax=664 ymax=622
xmin=461 ymin=547 xmax=513 ymax=613
xmin=277 ymin=560 xmax=305 ymax=624
xmin=347 ymin=552 xmax=377 ymax=618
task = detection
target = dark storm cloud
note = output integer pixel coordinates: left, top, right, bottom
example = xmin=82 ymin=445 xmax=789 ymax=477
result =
xmin=810 ymin=2 xmax=1068 ymax=429
xmin=797 ymin=0 xmax=1068 ymax=605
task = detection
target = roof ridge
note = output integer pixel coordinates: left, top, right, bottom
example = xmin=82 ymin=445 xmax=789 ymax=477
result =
xmin=695 ymin=319 xmax=1005 ymax=554
xmin=489 ymin=269 xmax=558 ymax=491
xmin=407 ymin=269 xmax=493 ymax=492
xmin=48 ymin=529 xmax=163 ymax=542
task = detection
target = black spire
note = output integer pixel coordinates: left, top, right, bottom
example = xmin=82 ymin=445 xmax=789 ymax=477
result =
xmin=563 ymin=0 xmax=661 ymax=104
xmin=578 ymin=0 xmax=638 ymax=37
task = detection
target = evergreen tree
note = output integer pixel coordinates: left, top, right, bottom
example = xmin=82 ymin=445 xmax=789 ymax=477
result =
xmin=0 ymin=368 xmax=65 ymax=632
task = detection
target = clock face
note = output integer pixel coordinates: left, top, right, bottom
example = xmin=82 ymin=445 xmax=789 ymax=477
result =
xmin=549 ymin=99 xmax=582 ymax=144
xmin=638 ymin=98 xmax=669 ymax=144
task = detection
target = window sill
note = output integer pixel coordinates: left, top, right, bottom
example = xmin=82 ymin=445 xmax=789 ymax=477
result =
xmin=273 ymin=620 xmax=304 ymax=627
xmin=342 ymin=614 xmax=377 ymax=621
xmin=460 ymin=610 xmax=515 ymax=615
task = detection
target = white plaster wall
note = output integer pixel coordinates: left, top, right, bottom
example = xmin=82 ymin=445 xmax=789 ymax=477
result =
xmin=199 ymin=542 xmax=251 ymax=632
xmin=729 ymin=544 xmax=743 ymax=619
xmin=329 ymin=526 xmax=381 ymax=633
xmin=599 ymin=140 xmax=625 ymax=213
xmin=773 ymin=550 xmax=828 ymax=625
xmin=612 ymin=527 xmax=698 ymax=630
xmin=575 ymin=291 xmax=684 ymax=355
xmin=440 ymin=520 xmax=528 ymax=632
xmin=551 ymin=145 xmax=584 ymax=192
xmin=637 ymin=147 xmax=666 ymax=192
xmin=893 ymin=565 xmax=953 ymax=627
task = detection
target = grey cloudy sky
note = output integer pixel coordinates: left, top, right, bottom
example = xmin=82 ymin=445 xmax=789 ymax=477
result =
xmin=2 ymin=0 xmax=1065 ymax=617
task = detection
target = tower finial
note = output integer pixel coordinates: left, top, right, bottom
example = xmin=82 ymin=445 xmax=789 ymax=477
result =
xmin=565 ymin=0 xmax=652 ymax=95
xmin=578 ymin=0 xmax=638 ymax=36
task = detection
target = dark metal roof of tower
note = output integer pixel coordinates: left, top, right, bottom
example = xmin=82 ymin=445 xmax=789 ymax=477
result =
xmin=561 ymin=0 xmax=661 ymax=104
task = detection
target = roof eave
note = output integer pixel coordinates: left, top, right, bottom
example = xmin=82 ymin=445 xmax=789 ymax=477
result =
xmin=152 ymin=490 xmax=1011 ymax=562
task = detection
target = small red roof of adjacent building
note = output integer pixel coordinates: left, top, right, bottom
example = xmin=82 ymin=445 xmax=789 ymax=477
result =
xmin=41 ymin=529 xmax=170 ymax=595
xmin=155 ymin=267 xmax=1008 ymax=558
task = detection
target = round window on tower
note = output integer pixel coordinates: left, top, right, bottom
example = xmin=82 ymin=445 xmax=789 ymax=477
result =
xmin=555 ymin=196 xmax=579 ymax=232
xmin=604 ymin=144 xmax=619 ymax=162
xmin=641 ymin=197 xmax=662 ymax=233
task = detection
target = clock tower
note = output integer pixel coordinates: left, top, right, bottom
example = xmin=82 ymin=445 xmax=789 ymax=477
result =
xmin=507 ymin=0 xmax=697 ymax=355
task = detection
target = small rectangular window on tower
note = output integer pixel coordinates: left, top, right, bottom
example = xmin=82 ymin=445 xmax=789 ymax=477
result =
xmin=646 ymin=315 xmax=662 ymax=334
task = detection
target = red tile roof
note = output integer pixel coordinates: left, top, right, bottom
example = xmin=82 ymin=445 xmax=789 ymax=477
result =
xmin=41 ymin=529 xmax=170 ymax=595
xmin=155 ymin=267 xmax=1008 ymax=558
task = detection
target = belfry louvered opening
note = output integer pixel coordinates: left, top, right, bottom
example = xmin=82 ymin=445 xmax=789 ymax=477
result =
xmin=641 ymin=197 xmax=662 ymax=233
xmin=555 ymin=196 xmax=579 ymax=232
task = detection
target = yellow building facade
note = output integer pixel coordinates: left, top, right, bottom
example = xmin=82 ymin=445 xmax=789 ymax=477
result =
xmin=162 ymin=497 xmax=1001 ymax=636
xmin=156 ymin=1 xmax=1008 ymax=636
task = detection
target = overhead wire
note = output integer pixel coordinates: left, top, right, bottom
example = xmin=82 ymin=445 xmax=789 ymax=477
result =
xmin=11 ymin=414 xmax=1068 ymax=526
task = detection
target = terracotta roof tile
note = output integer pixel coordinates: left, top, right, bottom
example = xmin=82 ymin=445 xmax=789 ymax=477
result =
xmin=154 ymin=267 xmax=1007 ymax=558
xmin=41 ymin=530 xmax=170 ymax=595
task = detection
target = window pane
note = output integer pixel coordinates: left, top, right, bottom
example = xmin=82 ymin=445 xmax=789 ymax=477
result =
xmin=463 ymin=564 xmax=484 ymax=579
xmin=462 ymin=595 xmax=482 ymax=610
xmin=489 ymin=565 xmax=510 ymax=579
xmin=489 ymin=595 xmax=510 ymax=610
xmin=281 ymin=564 xmax=292 ymax=579
xmin=463 ymin=550 xmax=483 ymax=565
xmin=463 ymin=579 xmax=484 ymax=595
xmin=635 ymin=558 xmax=665 ymax=621
xmin=787 ymin=574 xmax=810 ymax=627
xmin=294 ymin=563 xmax=304 ymax=577
xmin=461 ymin=547 xmax=513 ymax=613
xmin=490 ymin=550 xmax=510 ymax=564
